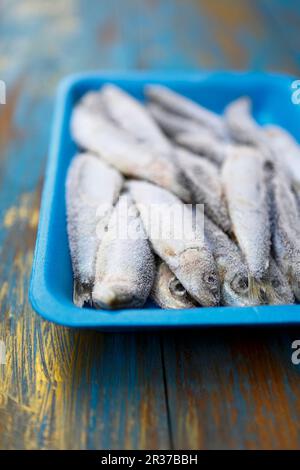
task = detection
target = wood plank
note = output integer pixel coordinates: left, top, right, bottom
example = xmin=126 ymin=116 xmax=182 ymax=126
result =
xmin=196 ymin=0 xmax=298 ymax=73
xmin=0 ymin=145 xmax=169 ymax=449
xmin=0 ymin=0 xmax=172 ymax=450
xmin=160 ymin=0 xmax=300 ymax=450
xmin=163 ymin=328 xmax=300 ymax=449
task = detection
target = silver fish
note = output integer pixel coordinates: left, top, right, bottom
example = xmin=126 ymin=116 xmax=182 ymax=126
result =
xmin=222 ymin=145 xmax=271 ymax=280
xmin=266 ymin=258 xmax=295 ymax=305
xmin=204 ymin=217 xmax=256 ymax=306
xmin=66 ymin=153 xmax=123 ymax=307
xmin=176 ymin=148 xmax=231 ymax=234
xmin=264 ymin=124 xmax=300 ymax=190
xmin=205 ymin=217 xmax=293 ymax=305
xmin=267 ymin=165 xmax=300 ymax=301
xmin=128 ymin=180 xmax=220 ymax=306
xmin=92 ymin=193 xmax=155 ymax=309
xmin=224 ymin=97 xmax=266 ymax=147
xmin=175 ymin=130 xmax=226 ymax=165
xmin=100 ymin=84 xmax=171 ymax=152
xmin=145 ymin=84 xmax=227 ymax=139
xmin=151 ymin=260 xmax=196 ymax=309
xmin=71 ymin=94 xmax=191 ymax=202
xmin=147 ymin=102 xmax=202 ymax=137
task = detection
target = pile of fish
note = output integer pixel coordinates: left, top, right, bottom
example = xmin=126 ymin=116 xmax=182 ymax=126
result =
xmin=66 ymin=83 xmax=300 ymax=309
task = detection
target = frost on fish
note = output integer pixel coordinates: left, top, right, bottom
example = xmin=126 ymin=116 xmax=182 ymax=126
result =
xmin=66 ymin=153 xmax=123 ymax=307
xmin=205 ymin=216 xmax=294 ymax=306
xmin=71 ymin=94 xmax=191 ymax=202
xmin=151 ymin=260 xmax=196 ymax=309
xmin=100 ymin=84 xmax=171 ymax=152
xmin=147 ymin=102 xmax=202 ymax=137
xmin=264 ymin=124 xmax=300 ymax=194
xmin=267 ymin=164 xmax=300 ymax=301
xmin=265 ymin=258 xmax=295 ymax=305
xmin=224 ymin=97 xmax=266 ymax=148
xmin=128 ymin=180 xmax=220 ymax=306
xmin=146 ymin=85 xmax=227 ymax=140
xmin=177 ymin=148 xmax=231 ymax=234
xmin=222 ymin=145 xmax=271 ymax=281
xmin=92 ymin=193 xmax=155 ymax=309
xmin=204 ymin=216 xmax=258 ymax=306
xmin=175 ymin=130 xmax=226 ymax=166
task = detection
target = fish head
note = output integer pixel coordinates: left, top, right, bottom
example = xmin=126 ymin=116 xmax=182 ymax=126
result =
xmin=177 ymin=247 xmax=220 ymax=306
xmin=289 ymin=263 xmax=300 ymax=302
xmin=263 ymin=261 xmax=295 ymax=305
xmin=93 ymin=282 xmax=142 ymax=309
xmin=222 ymin=267 xmax=256 ymax=306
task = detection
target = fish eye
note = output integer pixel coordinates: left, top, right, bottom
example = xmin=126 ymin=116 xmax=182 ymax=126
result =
xmin=231 ymin=274 xmax=249 ymax=294
xmin=203 ymin=272 xmax=218 ymax=287
xmin=169 ymin=278 xmax=186 ymax=298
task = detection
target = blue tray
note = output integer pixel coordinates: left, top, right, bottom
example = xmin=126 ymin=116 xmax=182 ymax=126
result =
xmin=29 ymin=71 xmax=300 ymax=330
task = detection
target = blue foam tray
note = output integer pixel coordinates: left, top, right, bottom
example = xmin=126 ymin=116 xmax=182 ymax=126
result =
xmin=29 ymin=71 xmax=300 ymax=329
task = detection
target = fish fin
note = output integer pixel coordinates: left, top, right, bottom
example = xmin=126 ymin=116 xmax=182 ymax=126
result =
xmin=73 ymin=280 xmax=92 ymax=307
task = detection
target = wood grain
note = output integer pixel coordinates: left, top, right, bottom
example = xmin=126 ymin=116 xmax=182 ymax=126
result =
xmin=0 ymin=0 xmax=300 ymax=450
xmin=163 ymin=328 xmax=300 ymax=449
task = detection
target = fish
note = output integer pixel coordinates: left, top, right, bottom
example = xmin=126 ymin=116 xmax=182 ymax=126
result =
xmin=71 ymin=93 xmax=191 ymax=202
xmin=224 ymin=96 xmax=267 ymax=148
xmin=221 ymin=145 xmax=271 ymax=281
xmin=264 ymin=124 xmax=300 ymax=191
xmin=267 ymin=163 xmax=300 ymax=301
xmin=128 ymin=180 xmax=220 ymax=306
xmin=145 ymin=84 xmax=227 ymax=139
xmin=99 ymin=84 xmax=171 ymax=152
xmin=147 ymin=102 xmax=202 ymax=137
xmin=92 ymin=193 xmax=155 ymax=309
xmin=175 ymin=130 xmax=226 ymax=165
xmin=66 ymin=153 xmax=123 ymax=307
xmin=265 ymin=258 xmax=295 ymax=305
xmin=151 ymin=260 xmax=197 ymax=309
xmin=204 ymin=217 xmax=293 ymax=305
xmin=176 ymin=148 xmax=231 ymax=234
xmin=204 ymin=216 xmax=257 ymax=306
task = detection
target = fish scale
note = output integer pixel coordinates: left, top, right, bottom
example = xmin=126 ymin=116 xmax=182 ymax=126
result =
xmin=66 ymin=152 xmax=123 ymax=307
xmin=128 ymin=180 xmax=220 ymax=307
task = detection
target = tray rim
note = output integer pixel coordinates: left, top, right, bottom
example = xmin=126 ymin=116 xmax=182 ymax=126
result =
xmin=29 ymin=70 xmax=300 ymax=329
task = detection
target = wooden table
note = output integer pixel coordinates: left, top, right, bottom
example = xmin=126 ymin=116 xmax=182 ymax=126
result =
xmin=1 ymin=0 xmax=300 ymax=450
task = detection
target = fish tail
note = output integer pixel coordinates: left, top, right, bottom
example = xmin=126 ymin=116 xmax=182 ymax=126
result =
xmin=73 ymin=279 xmax=92 ymax=307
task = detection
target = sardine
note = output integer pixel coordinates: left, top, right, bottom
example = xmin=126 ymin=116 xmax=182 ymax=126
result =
xmin=204 ymin=216 xmax=293 ymax=305
xmin=222 ymin=145 xmax=271 ymax=280
xmin=224 ymin=97 xmax=265 ymax=147
xmin=92 ymin=193 xmax=155 ymax=309
xmin=147 ymin=102 xmax=202 ymax=137
xmin=175 ymin=130 xmax=226 ymax=165
xmin=266 ymin=258 xmax=295 ymax=305
xmin=128 ymin=180 xmax=220 ymax=306
xmin=100 ymin=84 xmax=171 ymax=152
xmin=146 ymin=84 xmax=227 ymax=139
xmin=66 ymin=153 xmax=123 ymax=307
xmin=176 ymin=148 xmax=231 ymax=234
xmin=204 ymin=216 xmax=257 ymax=306
xmin=264 ymin=124 xmax=300 ymax=190
xmin=71 ymin=94 xmax=191 ymax=202
xmin=267 ymin=165 xmax=300 ymax=301
xmin=151 ymin=260 xmax=196 ymax=309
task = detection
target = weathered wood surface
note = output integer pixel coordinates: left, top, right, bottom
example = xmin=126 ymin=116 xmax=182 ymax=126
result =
xmin=0 ymin=0 xmax=300 ymax=450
